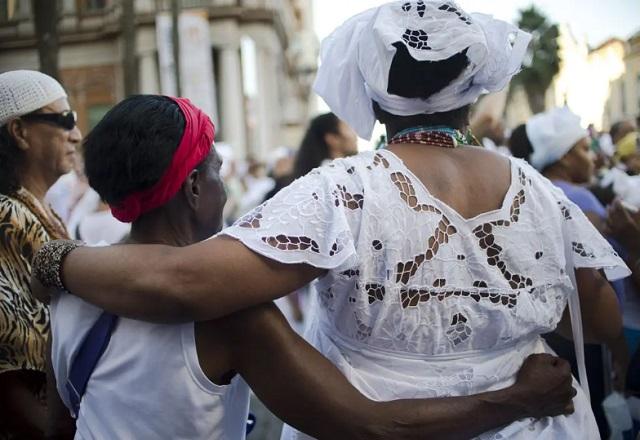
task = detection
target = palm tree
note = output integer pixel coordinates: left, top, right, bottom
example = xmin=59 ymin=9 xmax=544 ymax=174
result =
xmin=512 ymin=6 xmax=560 ymax=114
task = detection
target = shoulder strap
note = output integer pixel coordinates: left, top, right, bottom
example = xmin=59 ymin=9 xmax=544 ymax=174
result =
xmin=66 ymin=312 xmax=118 ymax=417
xmin=563 ymin=235 xmax=591 ymax=403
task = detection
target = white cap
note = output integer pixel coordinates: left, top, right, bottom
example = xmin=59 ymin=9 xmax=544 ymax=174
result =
xmin=0 ymin=70 xmax=67 ymax=127
xmin=525 ymin=107 xmax=587 ymax=171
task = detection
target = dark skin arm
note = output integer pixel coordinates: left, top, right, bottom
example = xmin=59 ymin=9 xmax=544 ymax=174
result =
xmin=554 ymin=268 xmax=624 ymax=345
xmin=196 ymin=303 xmax=576 ymax=440
xmin=555 ymin=268 xmax=629 ymax=391
xmin=606 ymin=200 xmax=640 ymax=289
xmin=45 ymin=337 xmax=75 ymax=439
xmin=0 ymin=370 xmax=47 ymax=437
xmin=40 ymin=236 xmax=323 ymax=323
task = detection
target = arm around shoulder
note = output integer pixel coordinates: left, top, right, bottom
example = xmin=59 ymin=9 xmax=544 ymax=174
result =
xmin=60 ymin=236 xmax=322 ymax=323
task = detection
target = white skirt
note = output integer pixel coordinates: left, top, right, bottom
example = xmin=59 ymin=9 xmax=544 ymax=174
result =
xmin=280 ymin=319 xmax=598 ymax=440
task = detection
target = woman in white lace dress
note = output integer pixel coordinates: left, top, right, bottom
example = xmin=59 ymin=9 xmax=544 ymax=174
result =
xmin=33 ymin=1 xmax=628 ymax=439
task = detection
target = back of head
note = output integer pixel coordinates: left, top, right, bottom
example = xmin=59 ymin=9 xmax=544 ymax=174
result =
xmin=293 ymin=112 xmax=340 ymax=178
xmin=374 ymin=45 xmax=472 ymax=130
xmin=508 ymin=124 xmax=533 ymax=161
xmin=610 ymin=119 xmax=636 ymax=145
xmin=83 ymin=95 xmax=185 ymax=206
xmin=523 ymin=107 xmax=586 ymax=171
xmin=0 ymin=70 xmax=68 ymax=195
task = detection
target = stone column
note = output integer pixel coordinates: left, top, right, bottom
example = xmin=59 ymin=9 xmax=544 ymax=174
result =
xmin=219 ymin=46 xmax=248 ymax=158
xmin=254 ymin=40 xmax=280 ymax=160
xmin=139 ymin=52 xmax=160 ymax=94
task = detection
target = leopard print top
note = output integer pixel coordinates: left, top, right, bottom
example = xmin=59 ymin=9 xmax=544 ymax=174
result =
xmin=0 ymin=191 xmax=66 ymax=374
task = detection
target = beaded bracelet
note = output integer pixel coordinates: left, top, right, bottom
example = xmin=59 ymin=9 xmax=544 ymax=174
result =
xmin=32 ymin=240 xmax=84 ymax=291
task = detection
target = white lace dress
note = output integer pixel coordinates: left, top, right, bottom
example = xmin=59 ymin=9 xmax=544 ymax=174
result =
xmin=223 ymin=149 xmax=629 ymax=439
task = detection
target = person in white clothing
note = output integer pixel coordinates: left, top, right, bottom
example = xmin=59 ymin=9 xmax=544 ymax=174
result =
xmin=42 ymin=95 xmax=579 ymax=439
xmin=33 ymin=2 xmax=625 ymax=439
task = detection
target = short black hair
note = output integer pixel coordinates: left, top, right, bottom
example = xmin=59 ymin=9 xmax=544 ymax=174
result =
xmin=610 ymin=119 xmax=635 ymax=144
xmin=508 ymin=124 xmax=534 ymax=161
xmin=0 ymin=125 xmax=22 ymax=195
xmin=83 ymin=95 xmax=185 ymax=205
xmin=388 ymin=44 xmax=469 ymax=101
xmin=293 ymin=112 xmax=341 ymax=179
xmin=376 ymin=44 xmax=471 ymax=130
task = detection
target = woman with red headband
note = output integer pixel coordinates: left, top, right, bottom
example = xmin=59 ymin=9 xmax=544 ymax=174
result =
xmin=40 ymin=95 xmax=577 ymax=439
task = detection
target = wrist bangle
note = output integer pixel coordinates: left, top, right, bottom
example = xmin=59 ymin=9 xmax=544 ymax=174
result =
xmin=32 ymin=240 xmax=84 ymax=291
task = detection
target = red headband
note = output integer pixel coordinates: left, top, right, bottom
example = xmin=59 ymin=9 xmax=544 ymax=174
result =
xmin=111 ymin=97 xmax=215 ymax=223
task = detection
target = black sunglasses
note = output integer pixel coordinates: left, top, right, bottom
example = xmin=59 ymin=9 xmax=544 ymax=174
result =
xmin=21 ymin=110 xmax=77 ymax=130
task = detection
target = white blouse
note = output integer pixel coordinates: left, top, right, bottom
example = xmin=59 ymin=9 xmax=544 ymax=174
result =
xmin=224 ymin=149 xmax=629 ymax=439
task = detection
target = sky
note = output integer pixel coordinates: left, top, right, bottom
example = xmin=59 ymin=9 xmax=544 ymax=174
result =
xmin=313 ymin=0 xmax=640 ymax=47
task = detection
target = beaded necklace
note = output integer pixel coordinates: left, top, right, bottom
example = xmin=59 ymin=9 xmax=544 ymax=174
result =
xmin=13 ymin=188 xmax=69 ymax=240
xmin=387 ymin=126 xmax=480 ymax=149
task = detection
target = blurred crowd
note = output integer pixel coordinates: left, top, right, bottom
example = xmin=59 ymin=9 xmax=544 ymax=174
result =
xmin=478 ymin=108 xmax=640 ymax=438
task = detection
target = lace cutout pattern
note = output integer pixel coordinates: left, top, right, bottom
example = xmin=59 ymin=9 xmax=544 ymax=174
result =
xmin=558 ymin=202 xmax=572 ymax=220
xmin=341 ymin=269 xmax=360 ymax=278
xmin=366 ymin=283 xmax=386 ymax=304
xmin=401 ymin=1 xmax=425 ymax=15
xmin=330 ymin=232 xmax=351 ymax=256
xmin=319 ymin=287 xmax=335 ymax=311
xmin=391 ymin=172 xmax=442 ymax=214
xmin=262 ymin=235 xmax=320 ymax=253
xmin=223 ymin=152 xmax=628 ymax=362
xmin=402 ymin=29 xmax=431 ymax=50
xmin=355 ymin=314 xmax=373 ymax=341
xmin=473 ymin=190 xmax=533 ymax=289
xmin=446 ymin=313 xmax=472 ymax=346
xmin=396 ymin=216 xmax=457 ymax=284
xmin=518 ymin=167 xmax=532 ymax=186
xmin=572 ymin=242 xmax=596 ymax=259
xmin=438 ymin=2 xmax=472 ymax=24
xmin=400 ymin=287 xmax=519 ymax=309
xmin=371 ymin=152 xmax=390 ymax=169
xmin=333 ymin=185 xmax=364 ymax=210
xmin=238 ymin=205 xmax=263 ymax=228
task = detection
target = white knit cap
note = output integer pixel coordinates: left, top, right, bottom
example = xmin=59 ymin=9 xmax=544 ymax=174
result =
xmin=526 ymin=107 xmax=588 ymax=171
xmin=0 ymin=70 xmax=67 ymax=127
xmin=314 ymin=0 xmax=532 ymax=139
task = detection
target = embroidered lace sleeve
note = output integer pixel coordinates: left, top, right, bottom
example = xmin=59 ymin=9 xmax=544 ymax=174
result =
xmin=537 ymin=172 xmax=630 ymax=281
xmin=222 ymin=168 xmax=359 ymax=271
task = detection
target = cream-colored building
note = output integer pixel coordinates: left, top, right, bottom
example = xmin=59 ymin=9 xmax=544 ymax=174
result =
xmin=505 ymin=24 xmax=639 ymax=131
xmin=606 ymin=30 xmax=640 ymax=128
xmin=0 ymin=0 xmax=318 ymax=160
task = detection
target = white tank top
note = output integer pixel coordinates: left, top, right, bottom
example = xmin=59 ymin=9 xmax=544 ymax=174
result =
xmin=50 ymin=294 xmax=250 ymax=440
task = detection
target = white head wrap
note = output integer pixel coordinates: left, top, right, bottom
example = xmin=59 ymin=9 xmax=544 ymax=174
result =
xmin=313 ymin=0 xmax=532 ymax=139
xmin=0 ymin=70 xmax=67 ymax=127
xmin=526 ymin=107 xmax=588 ymax=171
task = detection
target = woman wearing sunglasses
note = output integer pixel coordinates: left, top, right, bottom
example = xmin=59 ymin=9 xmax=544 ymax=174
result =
xmin=0 ymin=70 xmax=82 ymax=437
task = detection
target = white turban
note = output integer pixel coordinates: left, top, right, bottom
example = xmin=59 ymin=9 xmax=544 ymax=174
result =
xmin=313 ymin=0 xmax=532 ymax=140
xmin=526 ymin=107 xmax=588 ymax=171
xmin=0 ymin=70 xmax=67 ymax=127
